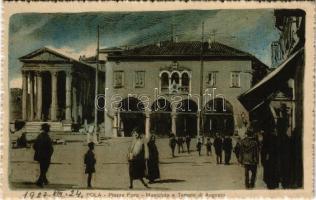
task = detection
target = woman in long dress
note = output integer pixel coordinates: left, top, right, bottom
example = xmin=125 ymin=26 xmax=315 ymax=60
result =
xmin=128 ymin=131 xmax=149 ymax=189
xmin=146 ymin=135 xmax=160 ymax=183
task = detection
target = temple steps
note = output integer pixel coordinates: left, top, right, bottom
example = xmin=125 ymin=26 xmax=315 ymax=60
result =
xmin=25 ymin=121 xmax=66 ymax=132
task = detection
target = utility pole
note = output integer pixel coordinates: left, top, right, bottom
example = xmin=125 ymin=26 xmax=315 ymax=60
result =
xmin=170 ymin=23 xmax=174 ymax=42
xmin=210 ymin=29 xmax=217 ymax=42
xmin=199 ymin=21 xmax=205 ymax=138
xmin=94 ymin=25 xmax=100 ymax=143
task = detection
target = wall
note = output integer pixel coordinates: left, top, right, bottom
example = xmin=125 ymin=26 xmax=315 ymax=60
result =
xmin=103 ymin=59 xmax=252 ymax=137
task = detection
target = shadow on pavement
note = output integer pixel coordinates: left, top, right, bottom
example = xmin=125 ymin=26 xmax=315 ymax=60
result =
xmin=160 ymin=161 xmax=195 ymax=164
xmin=10 ymin=181 xmax=77 ymax=189
xmin=153 ymin=179 xmax=185 ymax=184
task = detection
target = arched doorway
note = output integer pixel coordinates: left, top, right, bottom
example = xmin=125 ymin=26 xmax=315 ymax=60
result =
xmin=120 ymin=97 xmax=145 ymax=137
xmin=203 ymin=98 xmax=234 ymax=136
xmin=150 ymin=99 xmax=171 ymax=136
xmin=176 ymin=99 xmax=198 ymax=137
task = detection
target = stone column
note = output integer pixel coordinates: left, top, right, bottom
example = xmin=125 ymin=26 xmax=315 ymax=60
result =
xmin=168 ymin=77 xmax=172 ymax=94
xmin=117 ymin=111 xmax=121 ymax=136
xmin=65 ymin=71 xmax=72 ymax=122
xmin=35 ymin=72 xmax=42 ymax=120
xmin=112 ymin=112 xmax=118 ymax=137
xmin=171 ymin=112 xmax=177 ymax=135
xmin=197 ymin=113 xmax=200 ymax=137
xmin=50 ymin=71 xmax=58 ymax=121
xmin=72 ymin=87 xmax=78 ymax=123
xmin=29 ymin=72 xmax=34 ymax=121
xmin=145 ymin=112 xmax=151 ymax=138
xmin=22 ymin=71 xmax=28 ymax=121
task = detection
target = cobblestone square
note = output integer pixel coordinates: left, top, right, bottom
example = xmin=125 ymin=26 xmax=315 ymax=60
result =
xmin=10 ymin=137 xmax=265 ymax=190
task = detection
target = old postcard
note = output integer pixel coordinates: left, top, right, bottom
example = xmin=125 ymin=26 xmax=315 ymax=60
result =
xmin=2 ymin=2 xmax=315 ymax=199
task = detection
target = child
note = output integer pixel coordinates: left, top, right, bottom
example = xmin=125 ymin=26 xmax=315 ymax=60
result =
xmin=196 ymin=138 xmax=202 ymax=156
xmin=84 ymin=142 xmax=96 ymax=188
xmin=206 ymin=137 xmax=212 ymax=156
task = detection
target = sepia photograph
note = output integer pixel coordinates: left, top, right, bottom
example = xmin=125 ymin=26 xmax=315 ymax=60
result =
xmin=3 ymin=3 xmax=314 ymax=198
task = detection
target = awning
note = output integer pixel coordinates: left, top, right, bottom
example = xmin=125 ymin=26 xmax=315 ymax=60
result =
xmin=238 ymin=48 xmax=304 ymax=112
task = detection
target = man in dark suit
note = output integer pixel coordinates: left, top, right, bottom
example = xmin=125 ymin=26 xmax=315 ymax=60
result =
xmin=213 ymin=133 xmax=223 ymax=164
xmin=33 ymin=123 xmax=54 ymax=187
xmin=239 ymin=128 xmax=259 ymax=189
xmin=223 ymin=136 xmax=233 ymax=165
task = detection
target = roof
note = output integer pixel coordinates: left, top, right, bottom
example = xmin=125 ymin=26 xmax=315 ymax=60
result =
xmin=107 ymin=41 xmax=251 ymax=57
xmin=238 ymin=47 xmax=304 ymax=112
xmin=105 ymin=41 xmax=268 ymax=70
xmin=19 ymin=47 xmax=95 ymax=69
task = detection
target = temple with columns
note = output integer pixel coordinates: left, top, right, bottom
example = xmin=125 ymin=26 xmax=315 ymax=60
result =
xmin=19 ymin=47 xmax=104 ymax=132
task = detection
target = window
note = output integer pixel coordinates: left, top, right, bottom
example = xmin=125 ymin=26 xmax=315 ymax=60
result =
xmin=181 ymin=72 xmax=190 ymax=92
xmin=170 ymin=73 xmax=180 ymax=94
xmin=231 ymin=72 xmax=240 ymax=87
xmin=113 ymin=71 xmax=124 ymax=88
xmin=207 ymin=72 xmax=217 ymax=87
xmin=160 ymin=70 xmax=191 ymax=94
xmin=161 ymin=72 xmax=169 ymax=92
xmin=135 ymin=71 xmax=145 ymax=88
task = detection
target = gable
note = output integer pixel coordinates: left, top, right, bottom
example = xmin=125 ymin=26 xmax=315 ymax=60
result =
xmin=19 ymin=48 xmax=73 ymax=63
xmin=26 ymin=51 xmax=68 ymax=62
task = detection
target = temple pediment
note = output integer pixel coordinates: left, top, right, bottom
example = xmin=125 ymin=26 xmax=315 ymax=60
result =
xmin=19 ymin=47 xmax=76 ymax=63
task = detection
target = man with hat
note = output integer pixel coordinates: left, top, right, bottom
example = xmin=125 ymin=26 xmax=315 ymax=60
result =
xmin=33 ymin=123 xmax=54 ymax=187
xmin=239 ymin=126 xmax=259 ymax=189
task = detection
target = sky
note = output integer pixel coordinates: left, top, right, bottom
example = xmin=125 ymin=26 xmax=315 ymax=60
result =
xmin=9 ymin=10 xmax=280 ymax=88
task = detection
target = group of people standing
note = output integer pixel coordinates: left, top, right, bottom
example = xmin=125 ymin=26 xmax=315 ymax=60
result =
xmin=168 ymin=134 xmax=192 ymax=157
xmin=31 ymin=122 xmax=295 ymax=190
xmin=168 ymin=133 xmax=234 ymax=165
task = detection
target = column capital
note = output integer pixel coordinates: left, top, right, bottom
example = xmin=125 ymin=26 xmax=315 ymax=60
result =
xmin=65 ymin=70 xmax=73 ymax=76
xmin=145 ymin=112 xmax=151 ymax=118
xmin=34 ymin=71 xmax=42 ymax=76
xmin=50 ymin=71 xmax=59 ymax=76
xmin=22 ymin=71 xmax=29 ymax=76
xmin=171 ymin=112 xmax=177 ymax=117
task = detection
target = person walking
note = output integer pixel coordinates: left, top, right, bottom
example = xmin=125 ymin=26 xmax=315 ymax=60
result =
xmin=206 ymin=137 xmax=212 ymax=156
xmin=185 ymin=135 xmax=191 ymax=154
xmin=261 ymin=130 xmax=279 ymax=189
xmin=146 ymin=135 xmax=160 ymax=184
xmin=239 ymin=128 xmax=259 ymax=189
xmin=33 ymin=123 xmax=54 ymax=187
xmin=84 ymin=142 xmax=96 ymax=188
xmin=177 ymin=136 xmax=184 ymax=153
xmin=169 ymin=133 xmax=177 ymax=157
xmin=233 ymin=137 xmax=241 ymax=163
xmin=196 ymin=137 xmax=202 ymax=156
xmin=128 ymin=132 xmax=149 ymax=189
xmin=213 ymin=133 xmax=223 ymax=164
xmin=223 ymin=136 xmax=233 ymax=165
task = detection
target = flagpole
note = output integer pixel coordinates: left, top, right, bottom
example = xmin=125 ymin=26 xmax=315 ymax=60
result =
xmin=94 ymin=25 xmax=100 ymax=143
xmin=199 ymin=21 xmax=205 ymax=139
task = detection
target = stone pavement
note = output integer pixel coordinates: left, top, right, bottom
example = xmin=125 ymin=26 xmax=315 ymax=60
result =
xmin=10 ymin=137 xmax=266 ymax=190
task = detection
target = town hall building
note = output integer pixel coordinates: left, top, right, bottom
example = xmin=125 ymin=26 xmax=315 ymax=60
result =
xmin=99 ymin=40 xmax=268 ymax=137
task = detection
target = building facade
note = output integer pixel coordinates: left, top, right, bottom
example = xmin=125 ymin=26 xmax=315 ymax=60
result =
xmin=19 ymin=47 xmax=104 ymax=132
xmin=238 ymin=9 xmax=305 ymax=188
xmin=100 ymin=41 xmax=268 ymax=137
